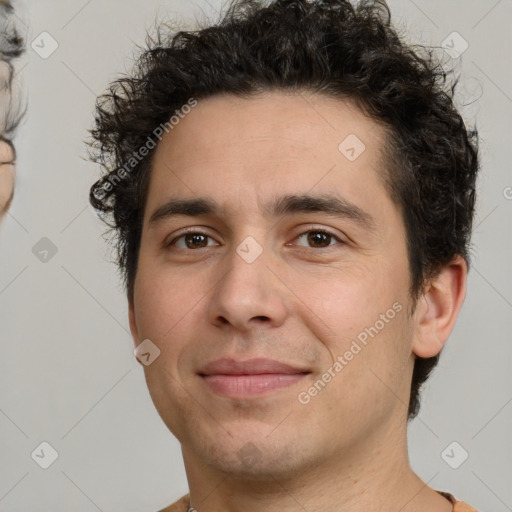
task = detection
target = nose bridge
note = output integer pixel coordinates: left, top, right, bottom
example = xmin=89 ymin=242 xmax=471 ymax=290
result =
xmin=207 ymin=230 xmax=288 ymax=329
xmin=221 ymin=232 xmax=271 ymax=302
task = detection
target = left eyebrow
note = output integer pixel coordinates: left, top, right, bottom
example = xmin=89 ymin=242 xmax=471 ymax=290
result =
xmin=148 ymin=193 xmax=377 ymax=234
xmin=264 ymin=193 xmax=377 ymax=234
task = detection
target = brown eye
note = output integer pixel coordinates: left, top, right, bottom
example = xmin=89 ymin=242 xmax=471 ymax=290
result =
xmin=294 ymin=229 xmax=342 ymax=249
xmin=307 ymin=231 xmax=331 ymax=248
xmin=183 ymin=233 xmax=208 ymax=249
xmin=166 ymin=231 xmax=218 ymax=250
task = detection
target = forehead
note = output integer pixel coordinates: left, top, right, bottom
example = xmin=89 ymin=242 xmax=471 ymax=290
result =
xmin=153 ymin=91 xmax=386 ymax=164
xmin=145 ymin=90 xmax=393 ymax=226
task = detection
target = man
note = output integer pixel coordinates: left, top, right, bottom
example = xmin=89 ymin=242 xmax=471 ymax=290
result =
xmin=0 ymin=0 xmax=24 ymax=216
xmin=88 ymin=0 xmax=480 ymax=510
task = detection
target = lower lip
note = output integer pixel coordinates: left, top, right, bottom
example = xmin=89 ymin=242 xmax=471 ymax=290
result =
xmin=201 ymin=373 xmax=308 ymax=398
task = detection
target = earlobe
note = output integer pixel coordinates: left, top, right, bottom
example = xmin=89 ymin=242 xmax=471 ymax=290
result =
xmin=412 ymin=255 xmax=467 ymax=358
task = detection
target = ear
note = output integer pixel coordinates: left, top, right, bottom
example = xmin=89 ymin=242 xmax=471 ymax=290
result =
xmin=412 ymin=255 xmax=467 ymax=358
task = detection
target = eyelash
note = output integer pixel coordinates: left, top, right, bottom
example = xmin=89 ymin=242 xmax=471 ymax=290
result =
xmin=164 ymin=227 xmax=344 ymax=251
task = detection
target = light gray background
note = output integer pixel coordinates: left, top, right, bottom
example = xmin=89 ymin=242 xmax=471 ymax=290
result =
xmin=0 ymin=1 xmax=510 ymax=510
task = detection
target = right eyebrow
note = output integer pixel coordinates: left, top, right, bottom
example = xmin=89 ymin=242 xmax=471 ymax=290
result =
xmin=148 ymin=197 xmax=218 ymax=226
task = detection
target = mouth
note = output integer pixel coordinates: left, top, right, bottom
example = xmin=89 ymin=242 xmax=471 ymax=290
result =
xmin=200 ymin=373 xmax=310 ymax=398
xmin=198 ymin=357 xmax=311 ymax=398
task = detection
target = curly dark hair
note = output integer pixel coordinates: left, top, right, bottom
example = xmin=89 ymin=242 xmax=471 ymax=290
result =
xmin=88 ymin=0 xmax=479 ymax=421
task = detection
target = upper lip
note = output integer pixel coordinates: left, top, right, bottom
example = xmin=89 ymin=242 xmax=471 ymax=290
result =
xmin=198 ymin=357 xmax=310 ymax=376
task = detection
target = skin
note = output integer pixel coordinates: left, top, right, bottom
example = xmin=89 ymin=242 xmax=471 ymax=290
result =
xmin=129 ymin=90 xmax=466 ymax=512
xmin=0 ymin=138 xmax=15 ymax=214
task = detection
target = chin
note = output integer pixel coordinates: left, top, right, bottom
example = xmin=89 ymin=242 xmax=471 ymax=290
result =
xmin=195 ymin=431 xmax=312 ymax=481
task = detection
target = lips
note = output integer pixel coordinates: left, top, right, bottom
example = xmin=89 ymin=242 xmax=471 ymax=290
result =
xmin=198 ymin=357 xmax=310 ymax=376
xmin=198 ymin=358 xmax=311 ymax=398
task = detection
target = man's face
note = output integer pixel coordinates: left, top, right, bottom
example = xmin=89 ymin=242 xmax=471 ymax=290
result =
xmin=129 ymin=91 xmax=419 ymax=477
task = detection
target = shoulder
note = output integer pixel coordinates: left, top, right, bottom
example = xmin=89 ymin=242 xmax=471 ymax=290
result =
xmin=453 ymin=501 xmax=480 ymax=512
xmin=438 ymin=490 xmax=480 ymax=512
xmin=156 ymin=493 xmax=190 ymax=512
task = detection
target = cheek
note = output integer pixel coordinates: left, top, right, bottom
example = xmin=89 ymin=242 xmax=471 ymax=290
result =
xmin=291 ymin=261 xmax=401 ymax=339
xmin=134 ymin=266 xmax=202 ymax=429
xmin=297 ymin=265 xmax=411 ymax=393
xmin=134 ymin=260 xmax=206 ymax=340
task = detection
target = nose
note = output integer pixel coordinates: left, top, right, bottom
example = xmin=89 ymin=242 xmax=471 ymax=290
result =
xmin=206 ymin=235 xmax=290 ymax=332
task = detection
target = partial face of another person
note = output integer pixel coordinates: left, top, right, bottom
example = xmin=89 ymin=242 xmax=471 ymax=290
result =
xmin=128 ymin=91 xmax=448 ymax=478
xmin=0 ymin=137 xmax=15 ymax=213
xmin=0 ymin=0 xmax=21 ymax=215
